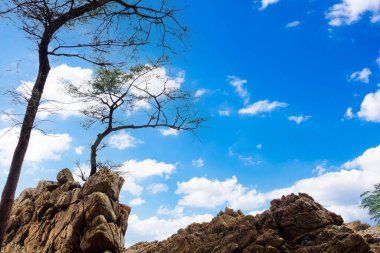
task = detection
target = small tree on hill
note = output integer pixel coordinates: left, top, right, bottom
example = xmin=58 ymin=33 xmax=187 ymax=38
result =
xmin=361 ymin=184 xmax=380 ymax=224
xmin=66 ymin=65 xmax=205 ymax=176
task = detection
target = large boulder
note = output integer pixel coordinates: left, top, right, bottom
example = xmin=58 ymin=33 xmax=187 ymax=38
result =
xmin=125 ymin=193 xmax=371 ymax=253
xmin=1 ymin=168 xmax=130 ymax=253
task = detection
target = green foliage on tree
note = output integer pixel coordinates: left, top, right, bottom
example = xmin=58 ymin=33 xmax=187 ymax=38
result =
xmin=361 ymin=183 xmax=380 ymax=224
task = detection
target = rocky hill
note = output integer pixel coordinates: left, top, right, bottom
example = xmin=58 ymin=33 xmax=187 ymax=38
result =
xmin=1 ymin=168 xmax=380 ymax=253
xmin=126 ymin=193 xmax=374 ymax=253
xmin=1 ymin=168 xmax=130 ymax=253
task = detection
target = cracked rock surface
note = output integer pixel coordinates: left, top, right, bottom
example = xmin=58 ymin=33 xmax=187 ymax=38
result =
xmin=1 ymin=168 xmax=130 ymax=253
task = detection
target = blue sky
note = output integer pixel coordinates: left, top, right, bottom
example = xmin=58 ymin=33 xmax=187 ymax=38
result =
xmin=1 ymin=0 xmax=380 ymax=246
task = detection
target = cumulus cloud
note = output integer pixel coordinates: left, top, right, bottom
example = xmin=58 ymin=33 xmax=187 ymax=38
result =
xmin=238 ymin=100 xmax=288 ymax=115
xmin=176 ymin=176 xmax=267 ymax=210
xmin=125 ymin=214 xmax=213 ymax=247
xmin=192 ymin=158 xmax=205 ymax=168
xmin=120 ymin=159 xmax=176 ymax=179
xmin=160 ymin=128 xmax=179 ymax=136
xmin=147 ymin=183 xmax=169 ymax=194
xmin=108 ymin=131 xmax=143 ymax=150
xmin=326 ymin=0 xmax=380 ymax=26
xmin=288 ymin=115 xmax=311 ymax=124
xmin=175 ymin=144 xmax=380 ymax=222
xmin=349 ymin=68 xmax=372 ymax=83
xmin=227 ymin=76 xmax=250 ymax=105
xmin=0 ymin=127 xmax=72 ymax=167
xmin=358 ymin=90 xmax=380 ymax=122
xmin=119 ymin=159 xmax=177 ymax=196
xmin=286 ymin=21 xmax=301 ymax=28
xmin=130 ymin=198 xmax=146 ymax=206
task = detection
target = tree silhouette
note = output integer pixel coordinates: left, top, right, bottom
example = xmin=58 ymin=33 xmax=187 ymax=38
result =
xmin=0 ymin=0 xmax=185 ymax=248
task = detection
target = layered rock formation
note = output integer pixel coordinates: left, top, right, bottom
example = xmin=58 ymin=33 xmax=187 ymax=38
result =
xmin=126 ymin=193 xmax=371 ymax=253
xmin=1 ymin=168 xmax=130 ymax=253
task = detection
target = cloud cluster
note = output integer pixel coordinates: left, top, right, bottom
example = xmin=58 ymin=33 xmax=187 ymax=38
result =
xmin=119 ymin=159 xmax=176 ymax=196
xmin=349 ymin=68 xmax=372 ymax=83
xmin=358 ymin=90 xmax=380 ymax=122
xmin=326 ymin=0 xmax=380 ymax=26
xmin=288 ymin=115 xmax=311 ymax=124
xmin=174 ymin=145 xmax=380 ymax=222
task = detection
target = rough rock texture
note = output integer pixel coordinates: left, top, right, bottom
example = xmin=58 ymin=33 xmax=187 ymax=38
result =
xmin=126 ymin=193 xmax=371 ymax=253
xmin=348 ymin=221 xmax=380 ymax=253
xmin=1 ymin=168 xmax=130 ymax=253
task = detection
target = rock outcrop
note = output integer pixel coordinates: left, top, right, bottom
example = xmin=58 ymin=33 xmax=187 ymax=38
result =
xmin=1 ymin=168 xmax=130 ymax=253
xmin=126 ymin=193 xmax=371 ymax=253
xmin=347 ymin=221 xmax=380 ymax=253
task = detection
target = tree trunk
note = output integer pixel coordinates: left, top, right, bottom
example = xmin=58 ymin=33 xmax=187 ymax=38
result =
xmin=0 ymin=48 xmax=50 ymax=249
xmin=90 ymin=130 xmax=110 ymax=176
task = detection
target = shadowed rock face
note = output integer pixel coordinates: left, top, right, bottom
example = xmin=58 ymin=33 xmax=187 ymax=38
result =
xmin=1 ymin=168 xmax=130 ymax=253
xmin=125 ymin=193 xmax=371 ymax=253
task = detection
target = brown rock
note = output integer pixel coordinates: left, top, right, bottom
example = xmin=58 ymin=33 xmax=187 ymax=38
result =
xmin=125 ymin=193 xmax=371 ymax=253
xmin=1 ymin=168 xmax=130 ymax=253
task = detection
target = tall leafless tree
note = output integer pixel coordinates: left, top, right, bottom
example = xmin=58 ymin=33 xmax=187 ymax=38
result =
xmin=66 ymin=65 xmax=205 ymax=176
xmin=0 ymin=0 xmax=185 ymax=248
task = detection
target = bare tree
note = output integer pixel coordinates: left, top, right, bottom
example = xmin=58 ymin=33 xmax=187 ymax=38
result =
xmin=0 ymin=0 xmax=185 ymax=248
xmin=66 ymin=65 xmax=205 ymax=176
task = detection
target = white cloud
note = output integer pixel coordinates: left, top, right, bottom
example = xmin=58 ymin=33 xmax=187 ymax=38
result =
xmin=288 ymin=115 xmax=311 ymax=124
xmin=160 ymin=128 xmax=179 ymax=136
xmin=125 ymin=214 xmax=213 ymax=247
xmin=218 ymin=110 xmax=231 ymax=117
xmin=192 ymin=158 xmax=205 ymax=168
xmin=108 ymin=131 xmax=143 ymax=150
xmin=130 ymin=198 xmax=146 ymax=206
xmin=17 ymin=64 xmax=93 ymax=119
xmin=345 ymin=107 xmax=354 ymax=119
xmin=349 ymin=68 xmax=372 ymax=83
xmin=227 ymin=76 xmax=250 ymax=105
xmin=120 ymin=159 xmax=176 ymax=179
xmin=74 ymin=146 xmax=84 ymax=155
xmin=157 ymin=205 xmax=184 ymax=217
xmin=238 ymin=100 xmax=288 ymax=115
xmin=195 ymin=88 xmax=208 ymax=98
xmin=358 ymin=90 xmax=380 ymax=122
xmin=256 ymin=144 xmax=262 ymax=149
xmin=175 ymin=144 xmax=380 ymax=222
xmin=0 ymin=127 xmax=72 ymax=167
xmin=326 ymin=0 xmax=380 ymax=26
xmin=286 ymin=21 xmax=301 ymax=28
xmin=176 ymin=176 xmax=267 ymax=210
xmin=259 ymin=0 xmax=280 ymax=10
xmin=119 ymin=159 xmax=176 ymax=196
xmin=147 ymin=183 xmax=169 ymax=194
xmin=122 ymin=176 xmax=144 ymax=196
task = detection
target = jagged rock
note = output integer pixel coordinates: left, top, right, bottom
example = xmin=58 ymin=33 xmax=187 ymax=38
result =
xmin=125 ymin=193 xmax=371 ymax=253
xmin=350 ymin=223 xmax=380 ymax=253
xmin=57 ymin=168 xmax=74 ymax=185
xmin=1 ymin=168 xmax=130 ymax=253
